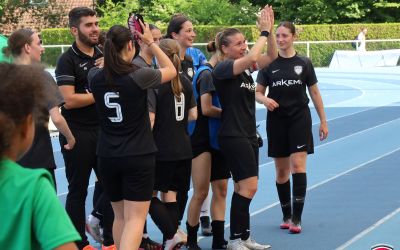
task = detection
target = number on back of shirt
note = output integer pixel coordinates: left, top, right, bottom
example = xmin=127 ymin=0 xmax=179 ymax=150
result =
xmin=104 ymin=92 xmax=123 ymax=122
xmin=174 ymin=93 xmax=185 ymax=121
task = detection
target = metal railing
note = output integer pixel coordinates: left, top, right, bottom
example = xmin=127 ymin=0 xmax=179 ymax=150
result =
xmin=42 ymin=39 xmax=400 ymax=67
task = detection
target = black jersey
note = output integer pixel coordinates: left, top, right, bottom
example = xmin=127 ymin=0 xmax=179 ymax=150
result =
xmin=181 ymin=56 xmax=195 ymax=83
xmin=213 ymin=59 xmax=256 ymax=138
xmin=55 ymin=42 xmax=103 ymax=129
xmin=18 ymin=71 xmax=64 ymax=170
xmin=148 ymin=74 xmax=197 ymax=161
xmin=88 ymin=67 xmax=162 ymax=157
xmin=256 ymin=54 xmax=317 ymax=116
xmin=191 ymin=64 xmax=215 ymax=146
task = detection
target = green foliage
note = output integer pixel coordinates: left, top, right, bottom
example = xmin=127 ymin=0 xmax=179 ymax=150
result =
xmin=180 ymin=0 xmax=259 ymax=25
xmin=96 ymin=0 xmax=259 ymax=27
xmin=41 ymin=23 xmax=400 ymax=67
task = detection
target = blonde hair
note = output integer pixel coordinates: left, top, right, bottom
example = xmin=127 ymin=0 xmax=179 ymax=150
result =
xmin=159 ymin=39 xmax=183 ymax=99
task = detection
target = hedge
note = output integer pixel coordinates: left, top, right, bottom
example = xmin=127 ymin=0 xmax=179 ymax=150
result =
xmin=41 ymin=23 xmax=400 ymax=67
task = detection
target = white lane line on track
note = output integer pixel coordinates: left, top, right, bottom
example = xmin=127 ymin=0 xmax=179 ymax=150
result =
xmin=223 ymin=146 xmax=400 ymax=229
xmin=57 ymin=114 xmax=400 ymax=197
xmin=336 ymin=206 xmax=400 ymax=250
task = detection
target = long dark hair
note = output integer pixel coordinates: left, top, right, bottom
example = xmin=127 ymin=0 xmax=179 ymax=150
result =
xmin=165 ymin=14 xmax=190 ymax=39
xmin=103 ymin=25 xmax=139 ymax=87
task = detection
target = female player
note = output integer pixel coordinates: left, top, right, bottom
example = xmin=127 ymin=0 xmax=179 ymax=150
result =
xmin=87 ymin=23 xmax=176 ymax=250
xmin=148 ymin=38 xmax=197 ymax=250
xmin=186 ymin=41 xmax=230 ymax=250
xmin=212 ymin=6 xmax=277 ymax=250
xmin=255 ymin=21 xmax=328 ymax=234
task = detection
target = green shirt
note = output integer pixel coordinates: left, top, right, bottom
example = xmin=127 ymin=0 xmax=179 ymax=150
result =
xmin=0 ymin=159 xmax=81 ymax=250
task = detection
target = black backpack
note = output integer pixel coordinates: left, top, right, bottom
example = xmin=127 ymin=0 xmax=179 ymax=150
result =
xmin=351 ymin=35 xmax=358 ymax=49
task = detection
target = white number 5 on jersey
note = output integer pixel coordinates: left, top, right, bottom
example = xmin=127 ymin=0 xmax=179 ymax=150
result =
xmin=174 ymin=93 xmax=185 ymax=121
xmin=104 ymin=92 xmax=123 ymax=122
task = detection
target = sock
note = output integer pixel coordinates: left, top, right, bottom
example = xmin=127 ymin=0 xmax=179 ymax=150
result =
xmin=292 ymin=173 xmax=307 ymax=224
xmin=186 ymin=221 xmax=199 ymax=246
xmin=143 ymin=220 xmax=148 ymax=236
xmin=212 ymin=220 xmax=227 ymax=248
xmin=149 ymin=197 xmax=176 ymax=239
xmin=200 ymin=193 xmax=211 ymax=217
xmin=276 ymin=179 xmax=292 ymax=220
xmin=164 ymin=201 xmax=180 ymax=233
xmin=230 ymin=192 xmax=251 ymax=240
xmin=177 ymin=191 xmax=188 ymax=225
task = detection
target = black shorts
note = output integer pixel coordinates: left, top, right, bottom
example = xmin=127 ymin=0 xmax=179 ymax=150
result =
xmin=154 ymin=159 xmax=191 ymax=193
xmin=267 ymin=107 xmax=314 ymax=158
xmin=218 ymin=137 xmax=259 ymax=182
xmin=210 ymin=149 xmax=231 ymax=182
xmin=98 ymin=154 xmax=155 ymax=202
xmin=192 ymin=144 xmax=212 ymax=159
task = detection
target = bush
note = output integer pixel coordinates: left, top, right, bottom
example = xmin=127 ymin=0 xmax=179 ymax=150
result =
xmin=41 ymin=22 xmax=400 ymax=67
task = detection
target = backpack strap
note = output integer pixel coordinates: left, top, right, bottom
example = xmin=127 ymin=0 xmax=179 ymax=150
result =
xmin=188 ymin=65 xmax=213 ymax=136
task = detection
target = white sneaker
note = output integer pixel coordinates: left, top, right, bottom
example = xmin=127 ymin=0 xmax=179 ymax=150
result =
xmin=227 ymin=239 xmax=250 ymax=250
xmin=85 ymin=215 xmax=103 ymax=243
xmin=176 ymin=227 xmax=187 ymax=244
xmin=164 ymin=233 xmax=185 ymax=250
xmin=242 ymin=237 xmax=271 ymax=250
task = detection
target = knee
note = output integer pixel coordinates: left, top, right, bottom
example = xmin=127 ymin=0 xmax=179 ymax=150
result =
xmin=193 ymin=189 xmax=209 ymax=202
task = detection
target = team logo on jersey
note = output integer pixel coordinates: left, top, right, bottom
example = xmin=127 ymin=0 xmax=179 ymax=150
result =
xmin=371 ymin=244 xmax=394 ymax=250
xmin=294 ymin=65 xmax=303 ymax=75
xmin=240 ymin=82 xmax=256 ymax=92
xmin=187 ymin=68 xmax=194 ymax=78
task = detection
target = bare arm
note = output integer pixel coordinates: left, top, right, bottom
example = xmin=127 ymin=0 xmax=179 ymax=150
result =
xmin=188 ymin=107 xmax=198 ymax=121
xmin=257 ymin=6 xmax=278 ymax=69
xmin=255 ymin=84 xmax=279 ymax=111
xmin=54 ymin=242 xmax=78 ymax=250
xmin=308 ymin=84 xmax=328 ymax=140
xmin=201 ymin=93 xmax=221 ymax=118
xmin=137 ymin=21 xmax=176 ymax=83
xmin=58 ymin=85 xmax=95 ymax=109
xmin=149 ymin=112 xmax=155 ymax=130
xmin=49 ymin=107 xmax=75 ymax=150
xmin=232 ymin=8 xmax=271 ymax=75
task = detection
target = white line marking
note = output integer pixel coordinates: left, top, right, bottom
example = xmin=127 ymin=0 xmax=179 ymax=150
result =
xmin=336 ymin=207 xmax=400 ymax=250
xmin=222 ymin=146 xmax=400 ymax=229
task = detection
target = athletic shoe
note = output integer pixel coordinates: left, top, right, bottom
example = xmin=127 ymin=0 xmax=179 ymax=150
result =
xmin=280 ymin=218 xmax=291 ymax=230
xmin=227 ymin=239 xmax=250 ymax=250
xmin=200 ymin=216 xmax=212 ymax=236
xmin=102 ymin=244 xmax=117 ymax=250
xmin=186 ymin=243 xmax=202 ymax=250
xmin=289 ymin=221 xmax=302 ymax=234
xmin=164 ymin=233 xmax=185 ymax=250
xmin=82 ymin=245 xmax=97 ymax=250
xmin=85 ymin=215 xmax=103 ymax=243
xmin=141 ymin=237 xmax=163 ymax=250
xmin=176 ymin=228 xmax=188 ymax=244
xmin=242 ymin=237 xmax=271 ymax=250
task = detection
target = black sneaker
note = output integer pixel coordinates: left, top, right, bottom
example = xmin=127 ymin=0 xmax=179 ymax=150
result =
xmin=186 ymin=243 xmax=202 ymax=250
xmin=200 ymin=216 xmax=212 ymax=236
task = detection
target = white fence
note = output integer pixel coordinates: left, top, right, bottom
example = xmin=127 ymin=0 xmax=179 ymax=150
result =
xmin=43 ymin=38 xmax=400 ymax=57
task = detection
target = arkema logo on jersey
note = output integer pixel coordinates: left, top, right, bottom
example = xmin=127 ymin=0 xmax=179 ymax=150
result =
xmin=272 ymin=79 xmax=303 ymax=87
xmin=240 ymin=82 xmax=256 ymax=92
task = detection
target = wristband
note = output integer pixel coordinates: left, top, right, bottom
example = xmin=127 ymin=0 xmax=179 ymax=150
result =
xmin=260 ymin=31 xmax=270 ymax=37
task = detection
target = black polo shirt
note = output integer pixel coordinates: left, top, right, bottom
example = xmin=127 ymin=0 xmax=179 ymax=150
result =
xmin=55 ymin=42 xmax=103 ymax=129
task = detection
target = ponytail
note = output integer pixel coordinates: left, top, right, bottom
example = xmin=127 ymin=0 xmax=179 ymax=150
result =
xmin=103 ymin=25 xmax=139 ymax=88
xmin=159 ymin=39 xmax=183 ymax=99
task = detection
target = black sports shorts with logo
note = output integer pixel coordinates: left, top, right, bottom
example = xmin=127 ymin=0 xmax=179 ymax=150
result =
xmin=267 ymin=107 xmax=314 ymax=158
